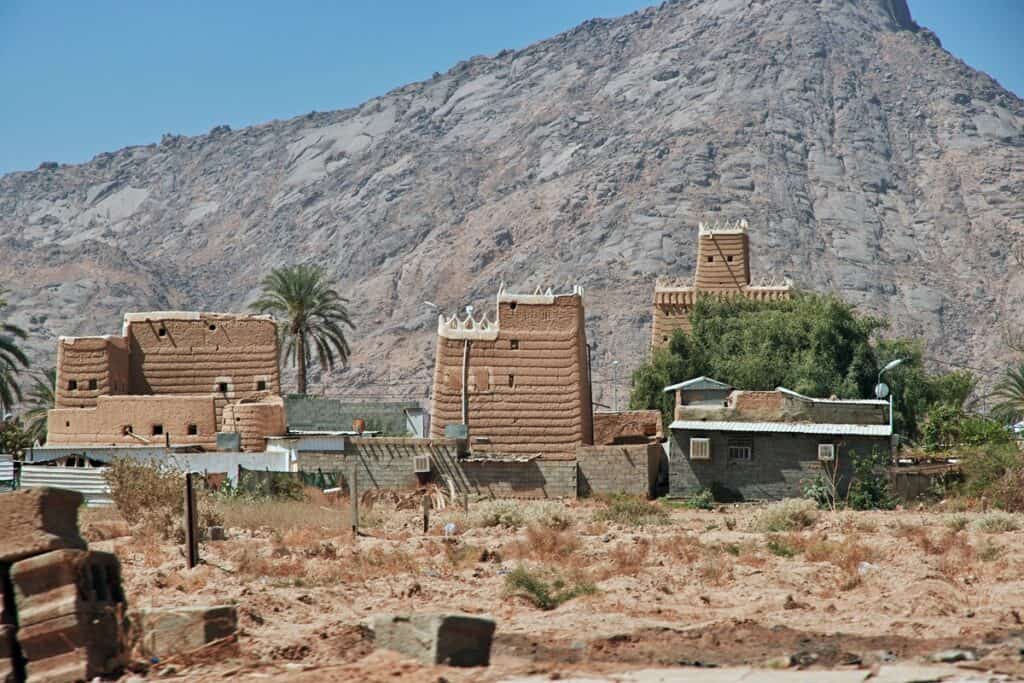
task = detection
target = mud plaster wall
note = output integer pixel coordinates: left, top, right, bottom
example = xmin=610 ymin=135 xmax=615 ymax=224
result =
xmin=694 ymin=233 xmax=751 ymax=290
xmin=55 ymin=337 xmax=130 ymax=409
xmin=576 ymin=444 xmax=663 ymax=498
xmin=430 ymin=294 xmax=593 ymax=459
xmin=677 ymin=392 xmax=887 ymax=425
xmin=47 ymin=395 xmax=218 ymax=448
xmin=127 ymin=316 xmax=280 ymax=432
xmin=222 ymin=397 xmax=287 ymax=452
xmin=593 ymin=411 xmax=663 ymax=445
xmin=295 ymin=438 xmax=578 ymax=499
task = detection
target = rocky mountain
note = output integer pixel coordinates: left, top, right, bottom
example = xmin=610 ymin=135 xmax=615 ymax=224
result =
xmin=2 ymin=0 xmax=1022 ymax=403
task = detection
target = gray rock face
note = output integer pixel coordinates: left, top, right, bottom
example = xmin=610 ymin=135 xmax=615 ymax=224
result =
xmin=1 ymin=0 xmax=1021 ymax=394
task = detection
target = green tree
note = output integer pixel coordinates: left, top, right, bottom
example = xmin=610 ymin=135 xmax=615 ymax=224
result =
xmin=629 ymin=292 xmax=973 ymax=438
xmin=22 ymin=368 xmax=56 ymax=445
xmin=0 ymin=288 xmax=30 ymax=415
xmin=250 ymin=265 xmax=354 ymax=394
xmin=992 ymin=363 xmax=1024 ymax=425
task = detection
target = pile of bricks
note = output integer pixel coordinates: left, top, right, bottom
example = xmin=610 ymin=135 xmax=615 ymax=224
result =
xmin=0 ymin=488 xmax=127 ymax=683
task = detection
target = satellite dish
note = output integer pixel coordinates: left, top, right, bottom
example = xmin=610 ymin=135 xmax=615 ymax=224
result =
xmin=874 ymin=382 xmax=890 ymax=399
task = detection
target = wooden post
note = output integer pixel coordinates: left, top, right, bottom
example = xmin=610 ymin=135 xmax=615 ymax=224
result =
xmin=421 ymin=494 xmax=430 ymax=534
xmin=184 ymin=472 xmax=199 ymax=568
xmin=349 ymin=463 xmax=359 ymax=534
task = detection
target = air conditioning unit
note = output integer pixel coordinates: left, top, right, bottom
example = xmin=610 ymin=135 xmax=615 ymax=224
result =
xmin=413 ymin=454 xmax=431 ymax=473
xmin=817 ymin=444 xmax=835 ymax=462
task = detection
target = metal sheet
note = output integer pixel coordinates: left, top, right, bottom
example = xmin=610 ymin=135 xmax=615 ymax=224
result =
xmin=18 ymin=466 xmax=112 ymax=507
xmin=668 ymin=420 xmax=892 ymax=437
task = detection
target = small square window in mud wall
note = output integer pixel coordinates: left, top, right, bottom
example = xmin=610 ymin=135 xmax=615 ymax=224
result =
xmin=122 ymin=425 xmax=133 ymax=435
xmin=215 ymin=377 xmax=232 ymax=394
xmin=88 ymin=379 xmax=97 ymax=390
xmin=510 ymin=339 xmax=519 ymax=350
xmin=152 ymin=424 xmax=164 ymax=436
xmin=68 ymin=379 xmax=77 ymax=391
xmin=254 ymin=375 xmax=271 ymax=392
xmin=187 ymin=424 xmax=198 ymax=436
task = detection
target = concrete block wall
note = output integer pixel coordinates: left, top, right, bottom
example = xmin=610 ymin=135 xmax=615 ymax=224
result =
xmin=667 ymin=430 xmax=887 ymax=501
xmin=294 ymin=437 xmax=577 ymax=499
xmin=576 ymin=444 xmax=661 ymax=498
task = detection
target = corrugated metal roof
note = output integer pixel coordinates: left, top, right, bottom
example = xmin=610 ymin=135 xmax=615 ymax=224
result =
xmin=663 ymin=376 xmax=732 ymax=392
xmin=19 ymin=466 xmax=112 ymax=507
xmin=669 ymin=420 xmax=892 ymax=437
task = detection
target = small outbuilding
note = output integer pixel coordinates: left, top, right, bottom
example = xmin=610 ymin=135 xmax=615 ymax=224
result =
xmin=664 ymin=377 xmax=893 ymax=501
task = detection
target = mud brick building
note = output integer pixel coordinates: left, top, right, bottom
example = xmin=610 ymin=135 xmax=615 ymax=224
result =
xmin=651 ymin=220 xmax=791 ymax=349
xmin=429 ymin=286 xmax=594 ymax=460
xmin=47 ymin=311 xmax=286 ymax=450
xmin=665 ymin=377 xmax=892 ymax=501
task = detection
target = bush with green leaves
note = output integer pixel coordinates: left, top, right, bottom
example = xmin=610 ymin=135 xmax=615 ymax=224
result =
xmin=683 ymin=488 xmax=715 ymax=510
xmin=629 ymin=292 xmax=975 ymax=438
xmin=504 ymin=566 xmax=597 ymax=610
xmin=847 ymin=449 xmax=896 ymax=511
xmin=920 ymin=404 xmax=1011 ymax=452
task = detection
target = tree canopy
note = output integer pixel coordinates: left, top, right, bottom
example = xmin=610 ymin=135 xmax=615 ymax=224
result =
xmin=629 ymin=292 xmax=974 ymax=438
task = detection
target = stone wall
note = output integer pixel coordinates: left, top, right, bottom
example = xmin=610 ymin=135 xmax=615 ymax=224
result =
xmin=430 ymin=290 xmax=593 ymax=459
xmin=295 ymin=437 xmax=577 ymax=499
xmin=576 ymin=444 xmax=663 ymax=498
xmin=667 ymin=429 xmax=889 ymax=501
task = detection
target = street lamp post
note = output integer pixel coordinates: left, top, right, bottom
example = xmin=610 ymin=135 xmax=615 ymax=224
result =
xmin=877 ymin=358 xmax=906 ymax=433
xmin=611 ymin=360 xmax=620 ymax=412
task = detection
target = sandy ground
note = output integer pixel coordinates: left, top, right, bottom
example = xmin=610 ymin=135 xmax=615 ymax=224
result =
xmin=80 ymin=498 xmax=1024 ymax=682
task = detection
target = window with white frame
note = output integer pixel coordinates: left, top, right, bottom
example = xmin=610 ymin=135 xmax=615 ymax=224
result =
xmin=728 ymin=439 xmax=752 ymax=461
xmin=817 ymin=443 xmax=836 ymax=461
xmin=689 ymin=437 xmax=711 ymax=460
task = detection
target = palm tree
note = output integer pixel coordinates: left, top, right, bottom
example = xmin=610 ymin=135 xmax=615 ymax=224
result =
xmin=993 ymin=363 xmax=1024 ymax=425
xmin=0 ymin=288 xmax=29 ymax=417
xmin=250 ymin=265 xmax=354 ymax=394
xmin=22 ymin=368 xmax=56 ymax=445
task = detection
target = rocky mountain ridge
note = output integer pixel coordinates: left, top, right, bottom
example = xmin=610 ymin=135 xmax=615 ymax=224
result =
xmin=1 ymin=0 xmax=1022 ymax=401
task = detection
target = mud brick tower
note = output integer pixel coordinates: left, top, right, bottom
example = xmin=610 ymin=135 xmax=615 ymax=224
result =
xmin=429 ymin=286 xmax=594 ymax=459
xmin=651 ymin=220 xmax=791 ymax=350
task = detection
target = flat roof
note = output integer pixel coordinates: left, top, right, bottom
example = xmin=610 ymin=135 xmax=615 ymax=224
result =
xmin=669 ymin=420 xmax=892 ymax=437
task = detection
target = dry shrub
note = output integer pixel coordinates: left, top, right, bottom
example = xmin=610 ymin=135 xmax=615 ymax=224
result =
xmin=508 ymin=523 xmax=580 ymax=562
xmin=104 ymin=458 xmax=222 ymax=540
xmin=595 ymin=495 xmax=668 ymax=526
xmin=944 ymin=515 xmax=970 ymax=532
xmin=894 ymin=524 xmax=966 ymax=556
xmin=215 ymin=497 xmax=350 ymax=533
xmin=802 ymin=536 xmax=875 ymax=589
xmin=972 ymin=511 xmax=1021 ymax=533
xmin=697 ymin=553 xmax=733 ymax=586
xmin=976 ymin=540 xmax=1003 ymax=562
xmin=607 ymin=539 xmax=650 ymax=577
xmin=936 ymin=533 xmax=975 ymax=582
xmin=654 ymin=532 xmax=705 ymax=564
xmin=750 ymin=499 xmax=818 ymax=533
xmin=80 ymin=506 xmax=132 ymax=541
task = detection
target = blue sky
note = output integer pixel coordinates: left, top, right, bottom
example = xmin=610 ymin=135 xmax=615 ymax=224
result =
xmin=0 ymin=0 xmax=1020 ymax=175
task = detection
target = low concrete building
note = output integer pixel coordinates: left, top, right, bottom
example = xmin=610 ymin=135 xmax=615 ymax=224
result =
xmin=665 ymin=377 xmax=892 ymax=501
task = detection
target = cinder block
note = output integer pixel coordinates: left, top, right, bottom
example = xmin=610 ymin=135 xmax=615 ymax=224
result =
xmin=17 ymin=610 xmax=123 ymax=682
xmin=10 ymin=550 xmax=124 ymax=628
xmin=371 ymin=613 xmax=495 ymax=667
xmin=0 ymin=489 xmax=87 ymax=564
xmin=128 ymin=605 xmax=237 ymax=658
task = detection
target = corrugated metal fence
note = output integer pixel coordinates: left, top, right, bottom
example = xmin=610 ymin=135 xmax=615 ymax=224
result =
xmin=18 ymin=465 xmax=112 ymax=507
xmin=0 ymin=454 xmax=14 ymax=491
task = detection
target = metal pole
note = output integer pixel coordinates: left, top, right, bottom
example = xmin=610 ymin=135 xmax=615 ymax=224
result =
xmin=349 ymin=462 xmax=359 ymax=533
xmin=184 ymin=472 xmax=199 ymax=568
xmin=421 ymin=493 xmax=430 ymax=534
xmin=461 ymin=340 xmax=470 ymax=426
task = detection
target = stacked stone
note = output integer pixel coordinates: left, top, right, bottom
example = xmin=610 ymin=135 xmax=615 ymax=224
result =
xmin=0 ymin=488 xmax=127 ymax=683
